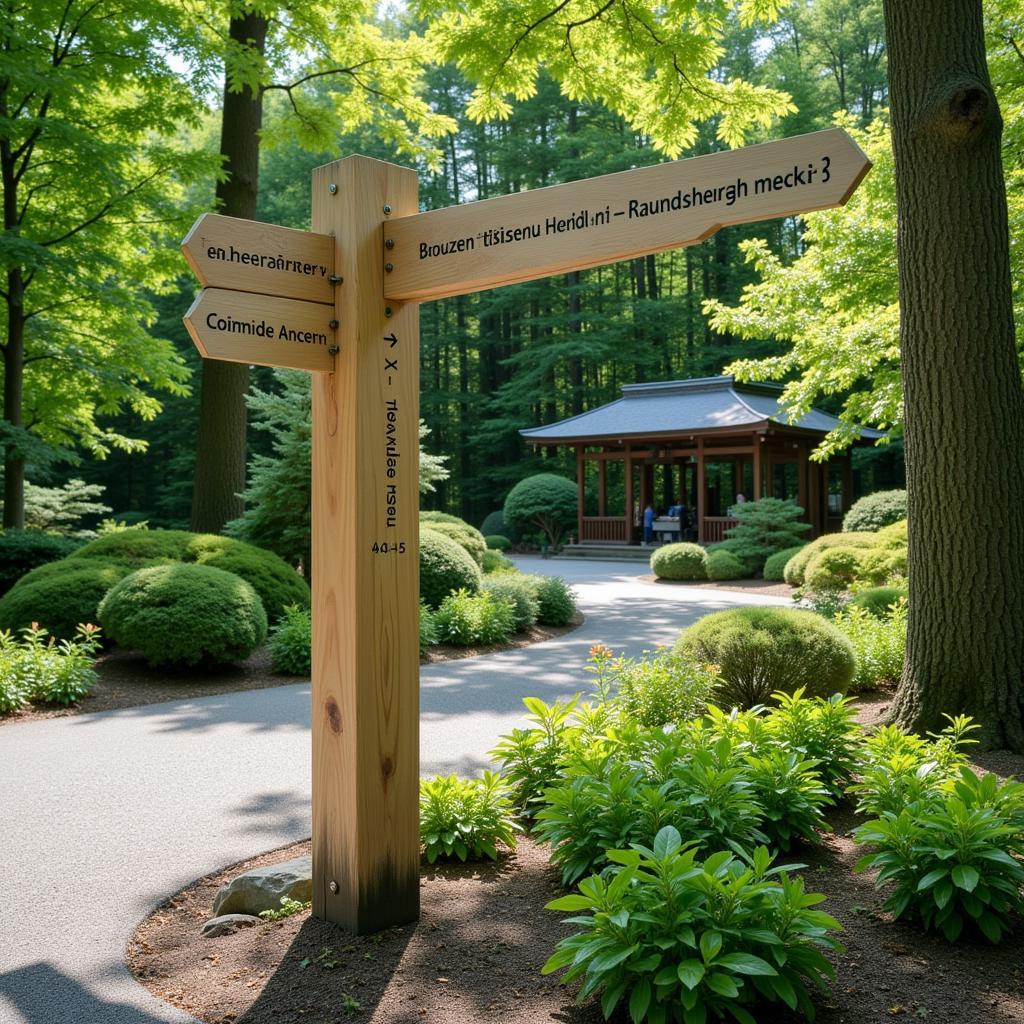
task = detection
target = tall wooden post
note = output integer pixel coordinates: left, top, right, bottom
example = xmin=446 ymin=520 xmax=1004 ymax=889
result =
xmin=753 ymin=433 xmax=762 ymax=499
xmin=310 ymin=157 xmax=420 ymax=933
xmin=575 ymin=445 xmax=584 ymax=543
xmin=696 ymin=438 xmax=706 ymax=542
xmin=624 ymin=447 xmax=634 ymax=544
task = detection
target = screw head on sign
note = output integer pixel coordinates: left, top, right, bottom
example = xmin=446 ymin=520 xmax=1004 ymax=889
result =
xmin=385 ymin=238 xmax=394 ymax=249
xmin=385 ymin=263 xmax=394 ymax=273
xmin=329 ymin=319 xmax=339 ymax=329
xmin=384 ymin=306 xmax=393 ymax=318
xmin=329 ymin=881 xmax=339 ymax=894
xmin=328 ymin=183 xmax=338 ymax=194
xmin=328 ymin=274 xmax=343 ymax=285
xmin=382 ymin=204 xmax=392 ymax=215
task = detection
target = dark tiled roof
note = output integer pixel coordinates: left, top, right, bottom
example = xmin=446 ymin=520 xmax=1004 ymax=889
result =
xmin=520 ymin=376 xmax=886 ymax=443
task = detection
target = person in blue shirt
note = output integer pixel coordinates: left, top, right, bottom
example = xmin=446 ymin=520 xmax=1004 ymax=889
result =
xmin=643 ymin=503 xmax=655 ymax=545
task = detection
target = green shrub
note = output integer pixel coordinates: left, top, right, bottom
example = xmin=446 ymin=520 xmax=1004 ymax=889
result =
xmin=484 ymin=534 xmax=511 ymax=550
xmin=849 ymin=585 xmax=908 ymax=616
xmin=419 ymin=529 xmax=481 ymax=608
xmin=706 ymin=548 xmax=745 ymax=581
xmin=0 ymin=623 xmax=102 ymax=707
xmin=481 ymin=548 xmax=516 ymax=574
xmin=0 ymin=530 xmax=80 ymax=594
xmin=268 ymin=605 xmax=311 ymax=675
xmin=613 ymin=651 xmax=717 ymax=727
xmin=481 ymin=575 xmax=539 ymax=632
xmin=783 ymin=531 xmax=876 ymax=586
xmin=835 ymin=600 xmax=907 ymax=691
xmin=721 ymin=498 xmax=812 ymax=575
xmin=99 ymin=564 xmax=268 ymax=667
xmin=854 ymin=767 xmax=1024 ymax=943
xmin=503 ymin=474 xmax=577 ymax=548
xmin=675 ymin=607 xmax=856 ymax=708
xmin=527 ymin=574 xmax=577 ymax=625
xmin=192 ymin=545 xmax=308 ymax=623
xmin=0 ymin=559 xmax=128 ymax=639
xmin=480 ymin=509 xmax=511 ymax=540
xmin=650 ymin=542 xmax=707 ymax=581
xmin=420 ymin=601 xmax=439 ymax=652
xmin=858 ymin=544 xmax=909 ymax=586
xmin=763 ymin=544 xmax=806 ymax=582
xmin=875 ymin=518 xmax=908 ymax=548
xmin=843 ymin=489 xmax=907 ymax=532
xmin=543 ymin=828 xmax=842 ymax=1023
xmin=419 ymin=771 xmax=519 ymax=862
xmin=67 ymin=527 xmax=193 ymax=567
xmin=804 ymin=546 xmax=864 ymax=591
xmin=434 ymin=588 xmax=516 ymax=646
xmin=743 ymin=745 xmax=832 ymax=850
xmin=421 ymin=519 xmax=487 ymax=566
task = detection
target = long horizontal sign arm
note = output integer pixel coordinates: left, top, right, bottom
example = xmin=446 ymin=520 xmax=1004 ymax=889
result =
xmin=382 ymin=127 xmax=870 ymax=303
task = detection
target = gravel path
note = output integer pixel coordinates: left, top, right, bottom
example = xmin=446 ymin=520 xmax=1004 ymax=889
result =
xmin=0 ymin=559 xmax=786 ymax=1024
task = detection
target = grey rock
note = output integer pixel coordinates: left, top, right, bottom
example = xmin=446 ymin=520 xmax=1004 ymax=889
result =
xmin=211 ymin=855 xmax=313 ymax=917
xmin=201 ymin=913 xmax=262 ymax=938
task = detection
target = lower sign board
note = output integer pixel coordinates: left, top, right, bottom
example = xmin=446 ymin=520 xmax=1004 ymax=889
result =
xmin=184 ymin=287 xmax=337 ymax=372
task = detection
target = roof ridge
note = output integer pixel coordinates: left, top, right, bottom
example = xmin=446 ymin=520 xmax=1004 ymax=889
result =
xmin=728 ymin=383 xmax=774 ymax=423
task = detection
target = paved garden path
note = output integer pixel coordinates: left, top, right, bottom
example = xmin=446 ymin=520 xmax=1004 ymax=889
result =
xmin=0 ymin=560 xmax=786 ymax=1024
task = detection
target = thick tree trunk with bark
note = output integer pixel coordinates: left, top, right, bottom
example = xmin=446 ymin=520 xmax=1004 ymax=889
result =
xmin=190 ymin=11 xmax=267 ymax=533
xmin=884 ymin=0 xmax=1024 ymax=751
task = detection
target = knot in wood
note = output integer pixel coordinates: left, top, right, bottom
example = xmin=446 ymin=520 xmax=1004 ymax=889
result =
xmin=325 ymin=696 xmax=342 ymax=734
xmin=926 ymin=77 xmax=999 ymax=147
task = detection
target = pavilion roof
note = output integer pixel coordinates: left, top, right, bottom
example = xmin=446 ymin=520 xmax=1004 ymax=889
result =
xmin=520 ymin=376 xmax=886 ymax=444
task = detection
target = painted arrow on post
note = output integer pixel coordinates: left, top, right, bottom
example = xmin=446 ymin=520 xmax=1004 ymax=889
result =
xmin=382 ymin=126 xmax=870 ymax=303
xmin=182 ymin=213 xmax=336 ymax=305
xmin=183 ymin=287 xmax=337 ymax=373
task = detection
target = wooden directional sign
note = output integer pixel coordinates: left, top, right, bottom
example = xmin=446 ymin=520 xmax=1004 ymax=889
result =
xmin=183 ymin=287 xmax=336 ymax=372
xmin=383 ymin=127 xmax=870 ymax=302
xmin=182 ymin=213 xmax=335 ymax=304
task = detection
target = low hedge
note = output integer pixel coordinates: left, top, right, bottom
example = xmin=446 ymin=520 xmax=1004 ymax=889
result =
xmin=0 ymin=560 xmax=128 ymax=639
xmin=420 ymin=529 xmax=482 ymax=608
xmin=191 ymin=546 xmax=308 ymax=622
xmin=0 ymin=529 xmax=81 ymax=595
xmin=484 ymin=534 xmax=511 ymax=551
xmin=763 ymin=544 xmax=807 ymax=582
xmin=784 ymin=532 xmax=876 ymax=586
xmin=650 ymin=542 xmax=708 ymax=581
xmin=422 ymin=520 xmax=486 ymax=566
xmin=804 ymin=547 xmax=865 ymax=592
xmin=675 ymin=606 xmax=856 ymax=708
xmin=99 ymin=563 xmax=267 ymax=667
xmin=843 ymin=490 xmax=907 ymax=532
xmin=705 ymin=548 xmax=744 ymax=581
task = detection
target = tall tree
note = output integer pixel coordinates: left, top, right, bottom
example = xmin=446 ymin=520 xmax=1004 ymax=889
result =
xmin=0 ymin=1 xmax=210 ymax=528
xmin=883 ymin=0 xmax=1024 ymax=750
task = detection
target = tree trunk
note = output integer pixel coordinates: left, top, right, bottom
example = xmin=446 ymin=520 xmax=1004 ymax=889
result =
xmin=884 ymin=0 xmax=1024 ymax=751
xmin=190 ymin=10 xmax=267 ymax=533
xmin=3 ymin=268 xmax=25 ymax=529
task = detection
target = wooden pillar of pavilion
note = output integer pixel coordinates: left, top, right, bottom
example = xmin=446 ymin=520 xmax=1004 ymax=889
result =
xmin=598 ymin=458 xmax=606 ymax=516
xmin=753 ymin=432 xmax=762 ymax=499
xmin=696 ymin=437 xmax=706 ymax=542
xmin=624 ymin=445 xmax=634 ymax=544
xmin=575 ymin=445 xmax=584 ymax=545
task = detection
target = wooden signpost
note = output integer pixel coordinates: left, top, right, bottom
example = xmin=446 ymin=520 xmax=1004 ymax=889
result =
xmin=181 ymin=127 xmax=869 ymax=935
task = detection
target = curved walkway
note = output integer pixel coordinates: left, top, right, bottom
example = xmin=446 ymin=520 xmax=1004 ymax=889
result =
xmin=0 ymin=559 xmax=786 ymax=1024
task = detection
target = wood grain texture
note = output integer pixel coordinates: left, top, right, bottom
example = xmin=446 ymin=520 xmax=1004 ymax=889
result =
xmin=184 ymin=288 xmax=336 ymax=372
xmin=384 ymin=128 xmax=870 ymax=302
xmin=310 ymin=156 xmax=421 ymax=931
xmin=182 ymin=213 xmax=335 ymax=304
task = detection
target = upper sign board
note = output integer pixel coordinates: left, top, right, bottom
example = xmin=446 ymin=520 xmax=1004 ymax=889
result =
xmin=184 ymin=287 xmax=336 ymax=373
xmin=182 ymin=213 xmax=336 ymax=305
xmin=383 ymin=127 xmax=870 ymax=303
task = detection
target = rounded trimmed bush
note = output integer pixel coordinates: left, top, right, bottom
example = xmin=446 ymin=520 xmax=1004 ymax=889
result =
xmin=764 ymin=544 xmax=807 ymax=582
xmin=480 ymin=510 xmax=509 ymax=539
xmin=191 ymin=546 xmax=309 ymax=622
xmin=67 ymin=528 xmax=193 ymax=568
xmin=503 ymin=474 xmax=577 ymax=547
xmin=524 ymin=574 xmax=577 ymax=626
xmin=784 ymin=532 xmax=876 ymax=586
xmin=675 ymin=606 xmax=856 ymax=708
xmin=420 ymin=530 xmax=482 ymax=608
xmin=843 ymin=490 xmax=907 ymax=533
xmin=858 ymin=545 xmax=909 ymax=586
xmin=804 ymin=547 xmax=864 ymax=592
xmin=0 ymin=559 xmax=128 ymax=639
xmin=874 ymin=518 xmax=908 ymax=549
xmin=481 ymin=575 xmax=539 ymax=632
xmin=650 ymin=542 xmax=708 ymax=581
xmin=98 ymin=564 xmax=267 ymax=667
xmin=0 ymin=529 xmax=81 ymax=594
xmin=706 ymin=549 xmax=744 ymax=581
xmin=485 ymin=534 xmax=511 ymax=551
xmin=849 ymin=586 xmax=908 ymax=617
xmin=420 ymin=511 xmax=471 ymax=527
xmin=482 ymin=548 xmax=515 ymax=574
xmin=422 ymin=521 xmax=486 ymax=566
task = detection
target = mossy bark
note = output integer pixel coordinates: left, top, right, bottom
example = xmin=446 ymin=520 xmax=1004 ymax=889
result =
xmin=884 ymin=0 xmax=1024 ymax=750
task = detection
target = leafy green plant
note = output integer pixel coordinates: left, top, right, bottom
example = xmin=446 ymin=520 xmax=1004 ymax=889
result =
xmin=268 ymin=604 xmax=311 ymax=675
xmin=783 ymin=532 xmax=876 ymax=587
xmin=854 ymin=768 xmax=1024 ymax=943
xmin=259 ymin=896 xmax=311 ymax=921
xmin=848 ymin=586 xmax=908 ymax=617
xmin=419 ymin=529 xmax=481 ymax=608
xmin=676 ymin=606 xmax=856 ymax=708
xmin=528 ymin=574 xmax=577 ymax=625
xmin=419 ymin=771 xmax=520 ymax=862
xmin=843 ymin=490 xmax=907 ymax=532
xmin=419 ymin=600 xmax=439 ymax=652
xmin=650 ymin=542 xmax=707 ymax=581
xmin=742 ymin=746 xmax=831 ymax=850
xmin=433 ymin=588 xmax=516 ymax=646
xmin=482 ymin=548 xmax=516 ymax=574
xmin=0 ymin=622 xmax=102 ymax=708
xmin=834 ymin=599 xmax=907 ymax=691
xmin=613 ymin=650 xmax=717 ymax=728
xmin=543 ymin=826 xmax=842 ymax=1023
xmin=481 ymin=574 xmax=538 ymax=631
xmin=804 ymin=547 xmax=864 ymax=592
xmin=422 ymin=519 xmax=487 ymax=566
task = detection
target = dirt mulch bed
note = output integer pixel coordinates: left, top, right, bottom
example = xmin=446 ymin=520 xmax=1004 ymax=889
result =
xmin=641 ymin=574 xmax=795 ymax=599
xmin=131 ymin=711 xmax=1024 ymax=1024
xmin=1 ymin=616 xmax=583 ymax=728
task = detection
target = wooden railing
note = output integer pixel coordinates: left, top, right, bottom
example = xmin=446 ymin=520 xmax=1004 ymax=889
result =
xmin=701 ymin=516 xmax=738 ymax=544
xmin=581 ymin=516 xmax=628 ymax=542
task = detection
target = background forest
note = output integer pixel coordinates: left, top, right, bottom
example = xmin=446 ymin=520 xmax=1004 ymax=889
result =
xmin=5 ymin=0 xmax=1021 ymax=535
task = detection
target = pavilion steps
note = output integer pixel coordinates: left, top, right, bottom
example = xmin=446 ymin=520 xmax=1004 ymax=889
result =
xmin=553 ymin=543 xmax=656 ymax=563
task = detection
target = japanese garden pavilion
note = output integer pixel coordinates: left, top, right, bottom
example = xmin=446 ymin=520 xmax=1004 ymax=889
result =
xmin=521 ymin=376 xmax=885 ymax=546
